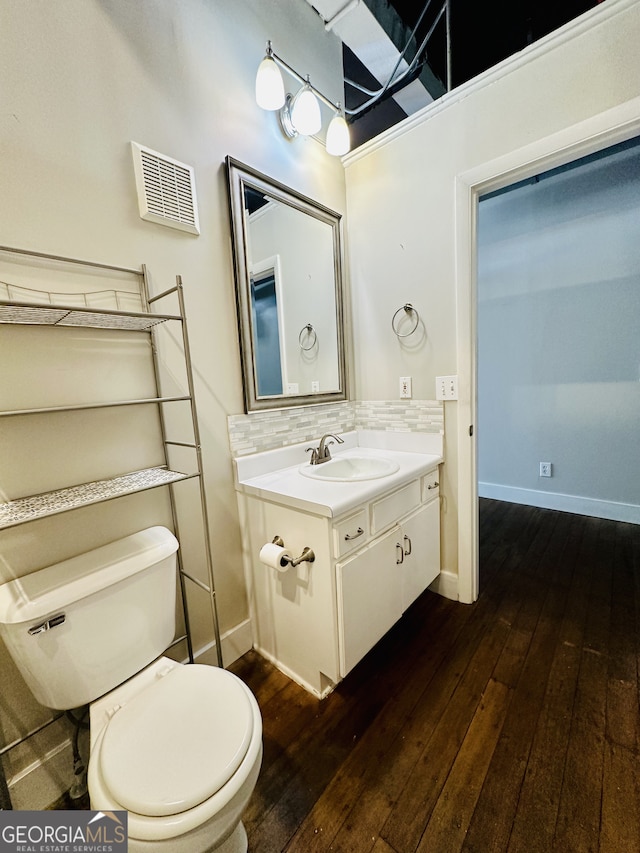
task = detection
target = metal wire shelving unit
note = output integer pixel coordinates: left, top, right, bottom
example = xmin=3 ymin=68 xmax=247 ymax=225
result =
xmin=0 ymin=245 xmax=223 ymax=809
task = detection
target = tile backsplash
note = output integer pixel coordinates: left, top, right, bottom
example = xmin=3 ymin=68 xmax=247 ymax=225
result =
xmin=356 ymin=400 xmax=444 ymax=433
xmin=228 ymin=400 xmax=443 ymax=457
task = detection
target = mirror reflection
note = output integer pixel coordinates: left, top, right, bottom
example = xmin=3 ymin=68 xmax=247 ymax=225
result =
xmin=226 ymin=157 xmax=347 ymax=412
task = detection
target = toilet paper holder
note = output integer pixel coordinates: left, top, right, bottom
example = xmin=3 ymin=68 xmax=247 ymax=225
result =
xmin=272 ymin=536 xmax=315 ymax=567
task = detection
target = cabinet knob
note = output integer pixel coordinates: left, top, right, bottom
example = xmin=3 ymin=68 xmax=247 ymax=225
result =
xmin=344 ymin=527 xmax=364 ymax=541
xmin=427 ymin=481 xmax=439 ymax=490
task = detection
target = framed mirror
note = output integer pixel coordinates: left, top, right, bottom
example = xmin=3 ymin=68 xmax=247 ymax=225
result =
xmin=226 ymin=157 xmax=347 ymax=412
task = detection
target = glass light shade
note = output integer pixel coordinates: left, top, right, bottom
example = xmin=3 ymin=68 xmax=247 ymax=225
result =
xmin=326 ymin=110 xmax=350 ymax=156
xmin=290 ymin=82 xmax=322 ymax=136
xmin=255 ymin=56 xmax=285 ymax=110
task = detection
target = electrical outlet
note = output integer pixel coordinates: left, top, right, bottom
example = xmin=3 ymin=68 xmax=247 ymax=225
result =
xmin=286 ymin=382 xmax=299 ymax=395
xmin=435 ymin=375 xmax=459 ymax=400
xmin=400 ymin=376 xmax=412 ymax=399
xmin=539 ymin=462 xmax=552 ymax=477
xmin=311 ymin=380 xmax=320 ymax=392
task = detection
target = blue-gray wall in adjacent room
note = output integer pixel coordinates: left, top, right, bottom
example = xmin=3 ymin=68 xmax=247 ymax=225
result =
xmin=477 ymin=136 xmax=640 ymax=522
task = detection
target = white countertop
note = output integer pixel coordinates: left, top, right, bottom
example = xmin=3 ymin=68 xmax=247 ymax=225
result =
xmin=234 ymin=431 xmax=443 ymax=519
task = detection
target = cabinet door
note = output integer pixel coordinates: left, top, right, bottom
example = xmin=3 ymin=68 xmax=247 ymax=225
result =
xmin=401 ymin=499 xmax=440 ymax=611
xmin=337 ymin=526 xmax=403 ymax=676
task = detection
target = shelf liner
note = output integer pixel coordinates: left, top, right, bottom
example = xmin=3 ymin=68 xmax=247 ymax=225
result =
xmin=0 ymin=467 xmax=188 ymax=528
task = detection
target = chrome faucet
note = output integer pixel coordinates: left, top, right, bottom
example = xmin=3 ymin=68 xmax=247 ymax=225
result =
xmin=306 ymin=433 xmax=344 ymax=465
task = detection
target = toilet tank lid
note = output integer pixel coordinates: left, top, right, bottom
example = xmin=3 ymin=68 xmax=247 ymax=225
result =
xmin=0 ymin=526 xmax=178 ymax=625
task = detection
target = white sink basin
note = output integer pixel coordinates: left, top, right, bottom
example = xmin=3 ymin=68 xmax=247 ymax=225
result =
xmin=299 ymin=454 xmax=400 ymax=482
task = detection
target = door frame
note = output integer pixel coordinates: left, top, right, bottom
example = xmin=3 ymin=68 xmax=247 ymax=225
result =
xmin=454 ymin=96 xmax=640 ymax=604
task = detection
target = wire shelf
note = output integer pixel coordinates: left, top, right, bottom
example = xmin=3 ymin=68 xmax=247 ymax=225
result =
xmin=0 ymin=300 xmax=179 ymax=331
xmin=0 ymin=467 xmax=193 ymax=529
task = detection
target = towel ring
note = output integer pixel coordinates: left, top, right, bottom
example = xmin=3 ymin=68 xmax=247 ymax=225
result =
xmin=299 ymin=323 xmax=318 ymax=351
xmin=392 ymin=303 xmax=420 ymax=338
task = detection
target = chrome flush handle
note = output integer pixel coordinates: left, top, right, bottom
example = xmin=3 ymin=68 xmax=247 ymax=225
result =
xmin=28 ymin=613 xmax=66 ymax=635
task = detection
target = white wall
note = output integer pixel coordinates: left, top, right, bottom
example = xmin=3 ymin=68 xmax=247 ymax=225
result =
xmin=344 ymin=0 xmax=640 ymax=598
xmin=477 ymin=141 xmax=640 ymax=523
xmin=0 ymin=0 xmax=345 ymax=807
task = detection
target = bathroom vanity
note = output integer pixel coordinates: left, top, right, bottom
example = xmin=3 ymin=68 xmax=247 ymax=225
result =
xmin=234 ymin=431 xmax=442 ymax=697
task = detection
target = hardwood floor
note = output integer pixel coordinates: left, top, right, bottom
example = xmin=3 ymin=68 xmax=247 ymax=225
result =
xmin=229 ymin=500 xmax=640 ymax=853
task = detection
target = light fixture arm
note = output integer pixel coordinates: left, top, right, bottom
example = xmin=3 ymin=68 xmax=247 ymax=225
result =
xmin=268 ymin=48 xmax=341 ymax=114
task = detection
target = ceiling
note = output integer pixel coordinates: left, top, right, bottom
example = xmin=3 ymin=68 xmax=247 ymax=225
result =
xmin=305 ymin=0 xmax=599 ymax=148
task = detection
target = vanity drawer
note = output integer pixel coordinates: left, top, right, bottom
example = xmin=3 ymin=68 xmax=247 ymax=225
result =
xmin=333 ymin=509 xmax=368 ymax=558
xmin=422 ymin=469 xmax=440 ymax=501
xmin=371 ymin=480 xmax=421 ymax=534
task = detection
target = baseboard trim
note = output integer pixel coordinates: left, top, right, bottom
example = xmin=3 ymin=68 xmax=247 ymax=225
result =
xmin=191 ymin=618 xmax=253 ymax=668
xmin=8 ymin=738 xmax=74 ymax=811
xmin=252 ymin=645 xmax=334 ymax=699
xmin=429 ymin=570 xmax=460 ymax=602
xmin=479 ymin=482 xmax=640 ymax=525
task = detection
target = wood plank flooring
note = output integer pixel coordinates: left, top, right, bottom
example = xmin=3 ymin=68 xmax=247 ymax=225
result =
xmin=229 ymin=500 xmax=640 ymax=853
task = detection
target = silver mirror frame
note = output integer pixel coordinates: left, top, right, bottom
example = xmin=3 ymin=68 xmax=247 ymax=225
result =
xmin=226 ymin=156 xmax=348 ymax=412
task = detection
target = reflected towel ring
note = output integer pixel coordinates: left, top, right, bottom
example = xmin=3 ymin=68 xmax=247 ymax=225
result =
xmin=392 ymin=303 xmax=420 ymax=338
xmin=299 ymin=323 xmax=318 ymax=351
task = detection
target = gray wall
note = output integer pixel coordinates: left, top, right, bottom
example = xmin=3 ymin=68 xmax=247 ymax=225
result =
xmin=477 ymin=139 xmax=640 ymax=522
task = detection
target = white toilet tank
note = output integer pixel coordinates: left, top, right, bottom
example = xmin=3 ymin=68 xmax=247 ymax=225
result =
xmin=0 ymin=526 xmax=179 ymax=710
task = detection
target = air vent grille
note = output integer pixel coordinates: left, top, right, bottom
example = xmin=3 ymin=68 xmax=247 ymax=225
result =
xmin=131 ymin=142 xmax=200 ymax=235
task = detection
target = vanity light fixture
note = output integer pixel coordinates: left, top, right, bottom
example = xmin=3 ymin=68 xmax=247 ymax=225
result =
xmin=290 ymin=76 xmax=322 ymax=136
xmin=255 ymin=41 xmax=350 ymax=156
xmin=255 ymin=41 xmax=285 ymax=110
xmin=325 ymin=103 xmax=350 ymax=156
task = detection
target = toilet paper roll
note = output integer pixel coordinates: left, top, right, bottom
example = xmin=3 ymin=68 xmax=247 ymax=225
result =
xmin=259 ymin=542 xmax=292 ymax=572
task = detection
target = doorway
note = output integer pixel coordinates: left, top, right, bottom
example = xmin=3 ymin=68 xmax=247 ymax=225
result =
xmin=476 ymin=137 xmax=640 ymax=531
xmin=454 ymin=104 xmax=640 ymax=604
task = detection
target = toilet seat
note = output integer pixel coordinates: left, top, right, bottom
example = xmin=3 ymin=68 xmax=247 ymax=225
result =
xmin=99 ymin=664 xmax=254 ymax=817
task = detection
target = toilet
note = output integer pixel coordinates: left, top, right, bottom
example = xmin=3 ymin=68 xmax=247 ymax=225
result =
xmin=0 ymin=526 xmax=262 ymax=853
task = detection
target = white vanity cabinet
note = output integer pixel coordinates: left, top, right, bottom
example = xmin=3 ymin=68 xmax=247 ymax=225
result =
xmin=400 ymin=498 xmax=441 ymax=610
xmin=240 ymin=463 xmax=440 ymax=697
xmin=337 ymin=524 xmax=403 ymax=676
xmin=336 ymin=471 xmax=440 ymax=677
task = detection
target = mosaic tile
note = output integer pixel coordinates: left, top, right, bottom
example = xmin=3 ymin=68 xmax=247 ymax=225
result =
xmin=228 ymin=399 xmax=444 ymax=457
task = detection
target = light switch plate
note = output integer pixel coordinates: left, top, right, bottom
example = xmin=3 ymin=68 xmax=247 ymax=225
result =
xmin=436 ymin=375 xmax=459 ymax=400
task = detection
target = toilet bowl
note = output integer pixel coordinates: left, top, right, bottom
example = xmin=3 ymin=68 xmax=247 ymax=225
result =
xmin=0 ymin=527 xmax=263 ymax=852
xmin=88 ymin=657 xmax=263 ymax=853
